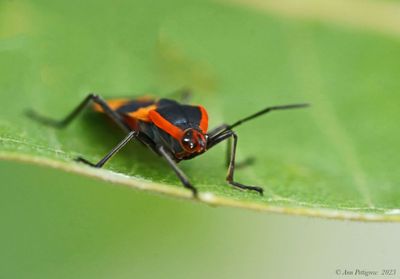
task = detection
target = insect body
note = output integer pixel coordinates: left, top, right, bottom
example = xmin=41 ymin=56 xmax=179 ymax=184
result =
xmin=27 ymin=92 xmax=308 ymax=197
xmin=93 ymin=97 xmax=209 ymax=161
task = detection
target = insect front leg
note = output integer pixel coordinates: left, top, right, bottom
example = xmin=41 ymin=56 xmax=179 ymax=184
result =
xmin=207 ymin=130 xmax=263 ymax=195
xmin=26 ymin=93 xmax=130 ymax=132
xmin=208 ymin=125 xmax=254 ymax=169
xmin=157 ymin=145 xmax=198 ymax=197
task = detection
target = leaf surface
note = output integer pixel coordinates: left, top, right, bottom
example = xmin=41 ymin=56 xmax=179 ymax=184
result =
xmin=1 ymin=0 xmax=400 ymax=221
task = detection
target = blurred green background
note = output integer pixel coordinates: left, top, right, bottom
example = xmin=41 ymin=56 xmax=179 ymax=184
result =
xmin=1 ymin=0 xmax=400 ymax=277
xmin=1 ymin=160 xmax=399 ymax=279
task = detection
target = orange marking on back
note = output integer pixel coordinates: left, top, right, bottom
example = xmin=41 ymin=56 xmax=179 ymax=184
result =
xmin=198 ymin=106 xmax=209 ymax=133
xmin=127 ymin=104 xmax=157 ymax=122
xmin=93 ymin=98 xmax=130 ymax=112
xmin=135 ymin=95 xmax=154 ymax=102
xmin=148 ymin=110 xmax=184 ymax=140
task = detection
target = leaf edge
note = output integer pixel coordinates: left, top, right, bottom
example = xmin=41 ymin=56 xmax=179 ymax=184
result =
xmin=1 ymin=151 xmax=399 ymax=222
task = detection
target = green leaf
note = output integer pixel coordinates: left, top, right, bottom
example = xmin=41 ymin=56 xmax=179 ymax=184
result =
xmin=1 ymin=0 xmax=400 ymax=221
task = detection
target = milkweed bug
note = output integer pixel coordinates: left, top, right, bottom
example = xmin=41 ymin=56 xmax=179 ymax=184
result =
xmin=27 ymin=91 xmax=309 ymax=197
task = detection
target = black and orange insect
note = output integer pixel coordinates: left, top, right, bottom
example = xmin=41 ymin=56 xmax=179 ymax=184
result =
xmin=27 ymin=91 xmax=308 ymax=197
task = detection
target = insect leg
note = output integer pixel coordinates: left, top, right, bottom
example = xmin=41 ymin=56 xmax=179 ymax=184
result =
xmin=26 ymin=93 xmax=130 ymax=132
xmin=208 ymin=130 xmax=263 ymax=195
xmin=208 ymin=124 xmax=236 ymax=167
xmin=223 ymin=135 xmax=254 ymax=169
xmin=157 ymin=145 xmax=198 ymax=197
xmin=75 ymin=131 xmax=137 ymax=168
xmin=179 ymin=89 xmax=192 ymax=104
xmin=169 ymin=87 xmax=192 ymax=104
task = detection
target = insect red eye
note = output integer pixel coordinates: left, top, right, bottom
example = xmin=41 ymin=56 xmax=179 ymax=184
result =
xmin=182 ymin=136 xmax=197 ymax=150
xmin=180 ymin=129 xmax=207 ymax=153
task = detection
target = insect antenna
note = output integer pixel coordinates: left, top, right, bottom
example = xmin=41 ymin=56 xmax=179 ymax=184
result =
xmin=227 ymin=103 xmax=310 ymax=130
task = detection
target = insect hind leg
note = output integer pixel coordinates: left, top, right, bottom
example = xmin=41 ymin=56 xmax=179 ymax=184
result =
xmin=26 ymin=93 xmax=130 ymax=132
